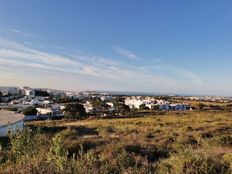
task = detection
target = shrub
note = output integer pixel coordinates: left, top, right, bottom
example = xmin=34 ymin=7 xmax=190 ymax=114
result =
xmin=182 ymin=155 xmax=230 ymax=174
xmin=209 ymin=136 xmax=232 ymax=146
xmin=115 ymin=148 xmax=137 ymax=172
xmin=23 ymin=106 xmax=37 ymax=116
xmin=47 ymin=134 xmax=68 ymax=172
xmin=9 ymin=127 xmax=36 ymax=161
xmin=220 ymin=136 xmax=232 ymax=146
xmin=182 ymin=126 xmax=194 ymax=132
xmin=224 ymin=154 xmax=232 ymax=167
xmin=157 ymin=150 xmax=231 ymax=174
xmin=64 ymin=103 xmax=87 ymax=119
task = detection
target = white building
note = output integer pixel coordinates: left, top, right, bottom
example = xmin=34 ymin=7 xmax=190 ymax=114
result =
xmin=0 ymin=87 xmax=21 ymax=96
xmin=25 ymin=89 xmax=35 ymax=98
xmin=106 ymin=102 xmax=115 ymax=111
xmin=36 ymin=106 xmax=64 ymax=118
xmin=124 ymin=97 xmax=190 ymax=111
xmin=0 ymin=110 xmax=25 ymax=137
xmin=125 ymin=98 xmax=154 ymax=109
xmin=84 ymin=101 xmax=93 ymax=113
xmin=101 ymin=95 xmax=113 ymax=101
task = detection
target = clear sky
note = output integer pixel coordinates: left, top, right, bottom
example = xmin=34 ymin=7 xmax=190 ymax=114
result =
xmin=0 ymin=0 xmax=232 ymax=96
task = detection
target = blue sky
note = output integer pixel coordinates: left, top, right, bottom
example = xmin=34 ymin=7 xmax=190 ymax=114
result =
xmin=0 ymin=0 xmax=232 ymax=95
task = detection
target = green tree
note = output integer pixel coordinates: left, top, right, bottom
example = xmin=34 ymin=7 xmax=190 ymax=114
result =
xmin=90 ymin=97 xmax=110 ymax=115
xmin=112 ymin=97 xmax=131 ymax=116
xmin=198 ymin=103 xmax=206 ymax=110
xmin=47 ymin=134 xmax=68 ymax=172
xmin=113 ymin=97 xmax=125 ymax=115
xmin=64 ymin=103 xmax=87 ymax=119
xmin=139 ymin=104 xmax=150 ymax=110
xmin=118 ymin=104 xmax=131 ymax=115
xmin=9 ymin=127 xmax=36 ymax=161
xmin=23 ymin=106 xmax=37 ymax=115
xmin=151 ymin=105 xmax=160 ymax=110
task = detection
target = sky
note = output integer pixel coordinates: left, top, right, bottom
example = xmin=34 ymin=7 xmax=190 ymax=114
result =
xmin=0 ymin=0 xmax=232 ymax=96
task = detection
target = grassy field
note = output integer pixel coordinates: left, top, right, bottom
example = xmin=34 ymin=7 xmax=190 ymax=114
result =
xmin=1 ymin=111 xmax=232 ymax=173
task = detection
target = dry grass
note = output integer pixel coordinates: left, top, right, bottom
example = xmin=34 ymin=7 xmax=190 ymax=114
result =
xmin=1 ymin=111 xmax=232 ymax=173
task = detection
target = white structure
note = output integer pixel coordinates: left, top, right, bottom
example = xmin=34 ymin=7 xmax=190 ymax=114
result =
xmin=160 ymin=103 xmax=189 ymax=111
xmin=84 ymin=101 xmax=93 ymax=113
xmin=36 ymin=106 xmax=64 ymax=118
xmin=101 ymin=95 xmax=113 ymax=101
xmin=124 ymin=97 xmax=190 ymax=111
xmin=0 ymin=110 xmax=25 ymax=137
xmin=106 ymin=102 xmax=115 ymax=111
xmin=125 ymin=98 xmax=154 ymax=109
xmin=25 ymin=89 xmax=35 ymax=97
xmin=0 ymin=87 xmax=21 ymax=96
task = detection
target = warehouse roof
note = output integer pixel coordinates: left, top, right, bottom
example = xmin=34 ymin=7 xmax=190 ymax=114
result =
xmin=0 ymin=110 xmax=24 ymax=127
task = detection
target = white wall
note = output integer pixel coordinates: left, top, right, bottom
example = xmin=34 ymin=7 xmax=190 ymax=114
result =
xmin=0 ymin=120 xmax=24 ymax=137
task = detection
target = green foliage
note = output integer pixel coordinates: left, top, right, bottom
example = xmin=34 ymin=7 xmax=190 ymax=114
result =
xmin=198 ymin=103 xmax=207 ymax=110
xmin=47 ymin=134 xmax=68 ymax=172
xmin=119 ymin=104 xmax=131 ymax=115
xmin=8 ymin=107 xmax=18 ymax=112
xmin=90 ymin=97 xmax=110 ymax=116
xmin=219 ymin=136 xmax=232 ymax=146
xmin=157 ymin=150 xmax=231 ymax=174
xmin=224 ymin=154 xmax=232 ymax=168
xmin=74 ymin=144 xmax=98 ymax=173
xmin=139 ymin=103 xmax=150 ymax=110
xmin=23 ymin=106 xmax=37 ymax=115
xmin=1 ymin=111 xmax=232 ymax=173
xmin=209 ymin=136 xmax=232 ymax=146
xmin=34 ymin=90 xmax=50 ymax=97
xmin=151 ymin=105 xmax=160 ymax=110
xmin=91 ymin=97 xmax=110 ymax=109
xmin=9 ymin=127 xmax=36 ymax=161
xmin=54 ymin=95 xmax=79 ymax=103
xmin=115 ymin=148 xmax=136 ymax=170
xmin=64 ymin=102 xmax=87 ymax=119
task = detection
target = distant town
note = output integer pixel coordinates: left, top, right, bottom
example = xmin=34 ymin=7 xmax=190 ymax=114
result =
xmin=1 ymin=86 xmax=232 ymax=121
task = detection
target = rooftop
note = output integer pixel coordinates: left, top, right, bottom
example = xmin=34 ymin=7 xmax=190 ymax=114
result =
xmin=0 ymin=110 xmax=24 ymax=127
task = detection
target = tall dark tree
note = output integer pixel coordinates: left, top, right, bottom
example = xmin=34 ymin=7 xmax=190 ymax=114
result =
xmin=23 ymin=106 xmax=37 ymax=116
xmin=90 ymin=97 xmax=110 ymax=114
xmin=113 ymin=97 xmax=130 ymax=116
xmin=64 ymin=103 xmax=87 ymax=119
xmin=151 ymin=105 xmax=160 ymax=110
xmin=139 ymin=104 xmax=150 ymax=110
xmin=118 ymin=104 xmax=131 ymax=115
xmin=35 ymin=90 xmax=50 ymax=97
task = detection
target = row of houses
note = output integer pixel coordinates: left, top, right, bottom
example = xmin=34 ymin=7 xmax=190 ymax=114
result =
xmin=24 ymin=105 xmax=65 ymax=121
xmin=84 ymin=97 xmax=192 ymax=113
xmin=124 ymin=97 xmax=191 ymax=111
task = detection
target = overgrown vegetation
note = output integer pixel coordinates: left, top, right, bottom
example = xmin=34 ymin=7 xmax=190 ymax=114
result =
xmin=23 ymin=106 xmax=37 ymax=116
xmin=64 ymin=103 xmax=87 ymax=120
xmin=0 ymin=111 xmax=232 ymax=173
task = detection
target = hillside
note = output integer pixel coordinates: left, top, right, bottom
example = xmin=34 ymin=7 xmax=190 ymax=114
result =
xmin=0 ymin=111 xmax=232 ymax=173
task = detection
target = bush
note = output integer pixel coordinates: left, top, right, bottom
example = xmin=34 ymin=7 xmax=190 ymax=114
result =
xmin=9 ymin=127 xmax=36 ymax=161
xmin=157 ymin=150 xmax=231 ymax=174
xmin=23 ymin=106 xmax=37 ymax=116
xmin=47 ymin=134 xmax=68 ymax=172
xmin=209 ymin=136 xmax=232 ymax=146
xmin=220 ymin=136 xmax=232 ymax=146
xmin=139 ymin=104 xmax=150 ymax=110
xmin=64 ymin=103 xmax=87 ymax=119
